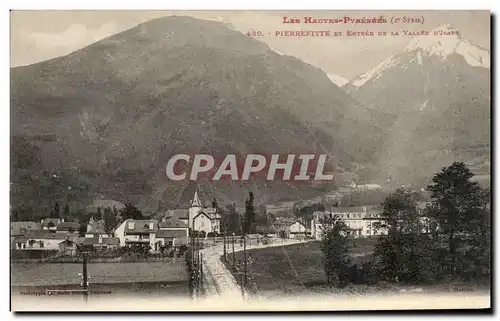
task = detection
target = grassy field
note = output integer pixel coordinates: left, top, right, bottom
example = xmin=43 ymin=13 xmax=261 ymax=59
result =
xmin=11 ymin=261 xmax=188 ymax=287
xmin=225 ymin=238 xmax=490 ymax=298
xmin=225 ymin=238 xmax=377 ymax=294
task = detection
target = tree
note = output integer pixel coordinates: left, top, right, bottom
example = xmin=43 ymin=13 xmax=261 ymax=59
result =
xmin=78 ymin=223 xmax=87 ymax=237
xmin=225 ymin=203 xmax=242 ymax=235
xmin=53 ymin=202 xmax=61 ymax=218
xmin=373 ymin=188 xmax=442 ymax=284
xmin=103 ymin=207 xmax=116 ymax=236
xmin=119 ymin=202 xmax=144 ymax=220
xmin=294 ymin=203 xmax=325 ymax=226
xmin=97 ymin=206 xmax=102 ymax=219
xmin=253 ymin=204 xmax=270 ymax=231
xmin=212 ymin=198 xmax=219 ymax=209
xmin=64 ymin=204 xmax=70 ymax=218
xmin=320 ymin=214 xmax=352 ymax=287
xmin=426 ymin=162 xmax=490 ymax=277
xmin=243 ymin=192 xmax=255 ymax=234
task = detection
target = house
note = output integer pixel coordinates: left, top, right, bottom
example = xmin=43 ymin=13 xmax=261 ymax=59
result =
xmin=159 ymin=216 xmax=189 ymax=236
xmin=188 ymin=191 xmax=221 ymax=234
xmin=114 ymin=219 xmax=158 ymax=249
xmin=85 ymin=217 xmax=109 ymax=238
xmin=243 ymin=234 xmax=272 ymax=245
xmin=311 ymin=206 xmax=387 ymax=240
xmin=58 ymin=239 xmax=77 ymax=256
xmin=161 ymin=209 xmax=189 ymax=226
xmin=155 ymin=230 xmax=188 ymax=249
xmin=13 ymin=231 xmax=71 ymax=250
xmin=55 ymin=222 xmax=80 ymax=235
xmin=289 ymin=221 xmax=307 ymax=238
xmin=82 ymin=235 xmax=120 ymax=249
xmin=154 ymin=216 xmax=189 ymax=250
xmin=10 ymin=221 xmax=42 ymax=237
xmin=271 ymin=217 xmax=306 ymax=239
xmin=41 ymin=218 xmax=64 ymax=231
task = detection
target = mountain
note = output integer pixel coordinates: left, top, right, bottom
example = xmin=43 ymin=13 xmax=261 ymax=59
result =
xmin=346 ymin=24 xmax=491 ymax=187
xmin=327 ymin=74 xmax=349 ymax=87
xmin=10 ymin=16 xmax=385 ymax=216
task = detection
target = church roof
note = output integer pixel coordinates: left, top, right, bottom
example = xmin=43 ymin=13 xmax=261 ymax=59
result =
xmin=190 ymin=190 xmax=203 ymax=207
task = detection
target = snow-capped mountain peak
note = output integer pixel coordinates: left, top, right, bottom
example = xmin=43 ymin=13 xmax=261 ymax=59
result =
xmin=350 ymin=56 xmax=400 ymax=87
xmin=327 ymin=74 xmax=349 ymax=87
xmin=350 ymin=25 xmax=489 ymax=88
xmin=405 ymin=24 xmax=489 ymax=68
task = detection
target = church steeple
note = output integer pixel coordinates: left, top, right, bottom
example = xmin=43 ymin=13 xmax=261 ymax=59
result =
xmin=190 ymin=190 xmax=203 ymax=208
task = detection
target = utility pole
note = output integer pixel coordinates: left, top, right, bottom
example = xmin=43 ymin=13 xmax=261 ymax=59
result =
xmin=200 ymin=253 xmax=203 ymax=297
xmin=197 ymin=249 xmax=201 ymax=299
xmin=232 ymin=233 xmax=236 ymax=271
xmin=243 ymin=234 xmax=248 ymax=290
xmin=82 ymin=252 xmax=88 ymax=303
xmin=223 ymin=231 xmax=227 ymax=262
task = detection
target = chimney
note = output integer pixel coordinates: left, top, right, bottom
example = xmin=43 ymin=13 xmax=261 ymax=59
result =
xmin=98 ymin=234 xmax=103 ymax=244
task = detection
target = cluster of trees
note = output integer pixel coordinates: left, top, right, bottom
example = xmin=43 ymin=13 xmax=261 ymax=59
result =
xmin=83 ymin=202 xmax=145 ymax=237
xmin=217 ymin=192 xmax=273 ymax=235
xmin=321 ymin=162 xmax=491 ymax=287
xmin=10 ymin=202 xmax=72 ymax=222
xmin=293 ymin=203 xmax=325 ymax=226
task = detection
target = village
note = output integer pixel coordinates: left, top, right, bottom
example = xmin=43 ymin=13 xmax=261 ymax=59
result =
xmin=10 ymin=185 xmax=435 ymax=260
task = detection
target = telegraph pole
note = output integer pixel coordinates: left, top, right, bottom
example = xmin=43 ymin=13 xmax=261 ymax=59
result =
xmin=82 ymin=252 xmax=88 ymax=303
xmin=200 ymin=253 xmax=204 ymax=297
xmin=223 ymin=231 xmax=227 ymax=262
xmin=243 ymin=234 xmax=248 ymax=290
xmin=232 ymin=233 xmax=236 ymax=270
xmin=197 ymin=249 xmax=201 ymax=299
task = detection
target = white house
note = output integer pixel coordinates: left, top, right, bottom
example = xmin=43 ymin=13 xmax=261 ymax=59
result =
xmin=188 ymin=191 xmax=221 ymax=235
xmin=114 ymin=219 xmax=158 ymax=249
xmin=271 ymin=218 xmax=307 ymax=239
xmin=13 ymin=231 xmax=70 ymax=250
xmin=289 ymin=221 xmax=307 ymax=238
xmin=311 ymin=206 xmax=387 ymax=240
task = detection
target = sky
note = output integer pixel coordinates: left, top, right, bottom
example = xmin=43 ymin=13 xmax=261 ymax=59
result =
xmin=10 ymin=10 xmax=490 ymax=79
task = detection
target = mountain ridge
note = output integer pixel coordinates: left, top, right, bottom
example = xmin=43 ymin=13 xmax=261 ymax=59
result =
xmin=10 ymin=16 xmax=386 ymax=216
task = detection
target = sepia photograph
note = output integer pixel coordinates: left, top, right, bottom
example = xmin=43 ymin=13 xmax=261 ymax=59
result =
xmin=9 ymin=9 xmax=491 ymax=312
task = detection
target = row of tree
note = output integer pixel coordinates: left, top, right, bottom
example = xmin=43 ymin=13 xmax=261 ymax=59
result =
xmin=213 ymin=192 xmax=275 ymax=235
xmin=321 ymin=162 xmax=490 ymax=287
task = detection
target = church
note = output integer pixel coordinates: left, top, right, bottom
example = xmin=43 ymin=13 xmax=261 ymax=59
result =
xmin=183 ymin=190 xmax=221 ymax=235
xmin=156 ymin=190 xmax=222 ymax=235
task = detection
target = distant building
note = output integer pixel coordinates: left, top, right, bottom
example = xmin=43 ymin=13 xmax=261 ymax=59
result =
xmin=156 ymin=216 xmax=189 ymax=248
xmin=311 ymin=203 xmax=434 ymax=240
xmin=41 ymin=218 xmax=64 ymax=231
xmin=114 ymin=219 xmax=158 ymax=249
xmin=58 ymin=239 xmax=77 ymax=256
xmin=85 ymin=217 xmax=109 ymax=238
xmin=311 ymin=206 xmax=388 ymax=240
xmin=13 ymin=231 xmax=71 ymax=250
xmin=82 ymin=235 xmax=120 ymax=249
xmin=271 ymin=218 xmax=307 ymax=239
xmin=188 ymin=191 xmax=221 ymax=235
xmin=55 ymin=222 xmax=80 ymax=235
xmin=155 ymin=230 xmax=188 ymax=248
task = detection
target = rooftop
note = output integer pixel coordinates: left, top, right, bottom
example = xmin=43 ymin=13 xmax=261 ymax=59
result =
xmin=156 ymin=230 xmax=187 ymax=239
xmin=159 ymin=217 xmax=188 ymax=229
